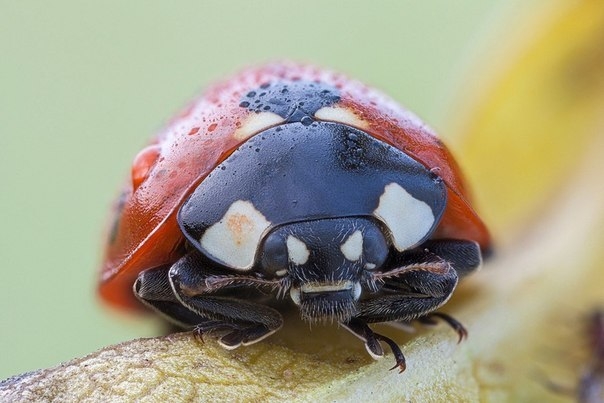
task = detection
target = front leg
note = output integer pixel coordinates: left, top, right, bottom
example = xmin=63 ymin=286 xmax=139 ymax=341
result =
xmin=134 ymin=265 xmax=212 ymax=328
xmin=420 ymin=239 xmax=482 ymax=278
xmin=358 ymin=248 xmax=459 ymax=324
xmin=342 ymin=318 xmax=407 ymax=373
xmin=135 ymin=251 xmax=284 ymax=349
xmin=342 ymin=246 xmax=468 ymax=372
xmin=168 ymin=252 xmax=284 ymax=349
xmin=358 ymin=239 xmax=482 ymax=323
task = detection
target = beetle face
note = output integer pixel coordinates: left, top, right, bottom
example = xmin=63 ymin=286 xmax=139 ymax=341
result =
xmin=260 ymin=217 xmax=388 ymax=322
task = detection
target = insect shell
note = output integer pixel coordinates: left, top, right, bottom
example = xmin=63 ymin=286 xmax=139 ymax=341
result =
xmin=99 ymin=62 xmax=491 ymax=372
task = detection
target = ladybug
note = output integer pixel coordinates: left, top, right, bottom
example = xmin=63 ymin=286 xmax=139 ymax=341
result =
xmin=99 ymin=62 xmax=491 ymax=372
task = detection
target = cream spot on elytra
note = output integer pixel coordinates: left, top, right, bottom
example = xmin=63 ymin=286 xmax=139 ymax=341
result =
xmin=314 ymin=106 xmax=368 ymax=129
xmin=233 ymin=112 xmax=285 ymax=141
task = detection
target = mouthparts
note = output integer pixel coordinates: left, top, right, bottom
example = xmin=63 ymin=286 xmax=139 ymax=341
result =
xmin=290 ymin=281 xmax=362 ymax=323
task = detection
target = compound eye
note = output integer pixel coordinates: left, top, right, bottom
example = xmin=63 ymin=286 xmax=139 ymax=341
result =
xmin=260 ymin=232 xmax=289 ymax=277
xmin=362 ymin=225 xmax=389 ymax=270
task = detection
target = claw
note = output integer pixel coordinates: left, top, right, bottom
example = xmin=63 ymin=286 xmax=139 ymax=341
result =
xmin=342 ymin=319 xmax=408 ymax=373
xmin=193 ymin=327 xmax=205 ymax=344
xmin=426 ymin=312 xmax=468 ymax=343
xmin=388 ymin=360 xmax=407 ymax=373
xmin=374 ymin=332 xmax=407 ymax=373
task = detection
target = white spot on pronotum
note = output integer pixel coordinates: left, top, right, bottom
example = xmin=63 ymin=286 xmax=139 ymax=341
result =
xmin=233 ymin=112 xmax=285 ymax=141
xmin=340 ymin=230 xmax=363 ymax=261
xmin=373 ymin=182 xmax=435 ymax=251
xmin=200 ymin=200 xmax=271 ymax=270
xmin=314 ymin=106 xmax=368 ymax=129
xmin=286 ymin=235 xmax=310 ymax=265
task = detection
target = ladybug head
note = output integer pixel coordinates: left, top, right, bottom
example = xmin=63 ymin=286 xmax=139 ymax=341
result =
xmin=260 ymin=217 xmax=389 ymax=323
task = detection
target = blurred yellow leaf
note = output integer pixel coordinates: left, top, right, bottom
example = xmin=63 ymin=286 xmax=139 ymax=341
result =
xmin=449 ymin=0 xmax=604 ymax=241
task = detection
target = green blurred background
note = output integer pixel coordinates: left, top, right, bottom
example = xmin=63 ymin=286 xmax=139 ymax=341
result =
xmin=0 ymin=1 xmax=510 ymax=379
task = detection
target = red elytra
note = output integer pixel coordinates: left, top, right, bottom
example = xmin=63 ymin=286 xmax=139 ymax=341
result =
xmin=99 ymin=62 xmax=491 ymax=311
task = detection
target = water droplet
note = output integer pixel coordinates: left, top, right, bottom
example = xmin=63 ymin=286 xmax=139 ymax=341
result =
xmin=300 ymin=116 xmax=313 ymax=126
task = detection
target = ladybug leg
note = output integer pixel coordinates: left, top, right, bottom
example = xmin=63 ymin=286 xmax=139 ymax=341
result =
xmin=346 ymin=243 xmax=480 ymax=369
xmin=357 ymin=239 xmax=482 ymax=323
xmin=168 ymin=252 xmax=283 ymax=349
xmin=134 ymin=266 xmax=214 ymax=328
xmin=357 ymin=249 xmax=460 ymax=324
xmin=344 ymin=252 xmax=461 ymax=371
xmin=387 ymin=312 xmax=468 ymax=342
xmin=419 ymin=239 xmax=482 ymax=277
xmin=342 ymin=318 xmax=407 ymax=373
xmin=414 ymin=312 xmax=468 ymax=343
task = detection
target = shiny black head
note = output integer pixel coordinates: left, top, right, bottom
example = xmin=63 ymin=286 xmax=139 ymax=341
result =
xmin=260 ymin=217 xmax=389 ymax=322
